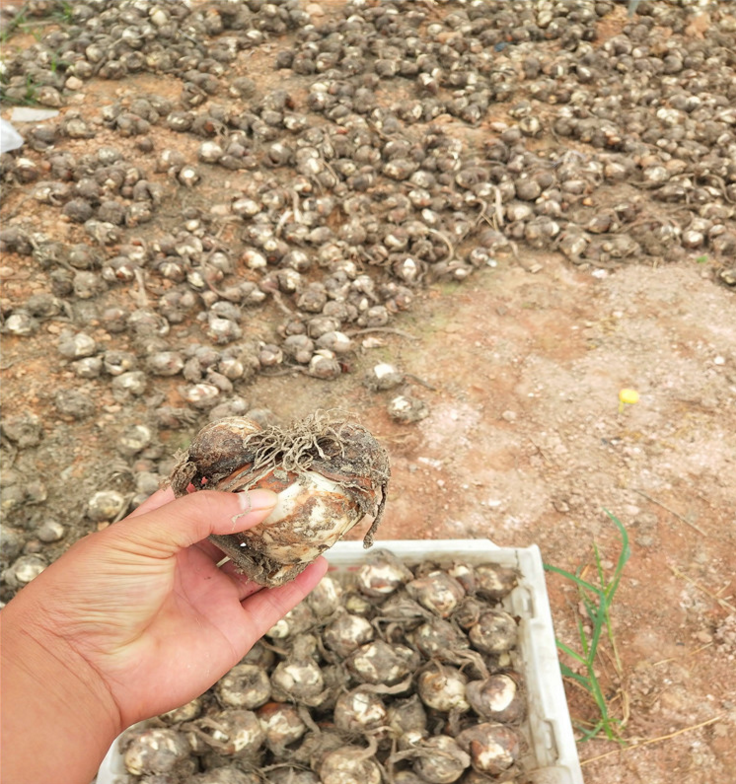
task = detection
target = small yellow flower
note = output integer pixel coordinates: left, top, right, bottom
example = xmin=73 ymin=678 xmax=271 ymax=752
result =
xmin=618 ymin=388 xmax=639 ymax=413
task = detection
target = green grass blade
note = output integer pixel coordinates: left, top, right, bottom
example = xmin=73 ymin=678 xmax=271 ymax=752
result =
xmin=587 ymin=592 xmax=607 ymax=657
xmin=578 ymin=720 xmax=604 ymax=742
xmin=593 ymin=540 xmax=606 ymax=591
xmin=556 ymin=640 xmax=588 ymax=666
xmin=603 ymin=509 xmax=631 ymax=601
xmin=601 ymin=510 xmax=631 ymax=671
xmin=544 ymin=563 xmax=602 ymax=597
xmin=545 ymin=511 xmax=629 ymax=745
xmin=559 ymin=662 xmax=590 ymax=690
xmin=580 ymin=589 xmax=601 ymax=625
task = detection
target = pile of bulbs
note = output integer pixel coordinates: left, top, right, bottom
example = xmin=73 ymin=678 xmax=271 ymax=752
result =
xmin=120 ymin=549 xmax=528 ymax=784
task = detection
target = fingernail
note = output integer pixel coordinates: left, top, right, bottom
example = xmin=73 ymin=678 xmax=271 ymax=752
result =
xmin=239 ymin=488 xmax=278 ymax=512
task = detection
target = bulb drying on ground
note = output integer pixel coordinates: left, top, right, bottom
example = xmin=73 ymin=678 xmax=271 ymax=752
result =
xmin=87 ymin=490 xmax=127 ymax=522
xmin=365 ymin=362 xmax=404 ymax=391
xmin=0 ymin=412 xmax=43 ymax=448
xmin=169 ymin=412 xmax=389 ymax=586
xmin=387 ymin=394 xmax=429 ymax=423
xmin=36 ymin=520 xmax=65 ymax=543
xmin=2 ymin=555 xmax=46 ymax=587
xmin=72 ymin=355 xmax=102 ymax=379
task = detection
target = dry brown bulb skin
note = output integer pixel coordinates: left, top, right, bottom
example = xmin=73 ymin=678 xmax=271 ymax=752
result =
xmin=169 ymin=413 xmax=390 ymax=587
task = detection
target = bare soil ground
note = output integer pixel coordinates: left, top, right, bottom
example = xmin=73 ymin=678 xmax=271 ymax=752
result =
xmin=360 ymin=254 xmax=736 ymax=783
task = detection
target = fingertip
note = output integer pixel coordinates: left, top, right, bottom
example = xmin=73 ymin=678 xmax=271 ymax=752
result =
xmin=293 ymin=556 xmax=329 ymax=594
xmin=125 ymin=486 xmax=175 ymax=519
xmin=311 ymin=555 xmax=330 ymax=578
xmin=184 ymin=490 xmax=277 ymax=538
xmin=238 ymin=488 xmax=278 ymax=512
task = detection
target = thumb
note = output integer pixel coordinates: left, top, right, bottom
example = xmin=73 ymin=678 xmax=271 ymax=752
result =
xmin=107 ymin=489 xmax=278 ymax=559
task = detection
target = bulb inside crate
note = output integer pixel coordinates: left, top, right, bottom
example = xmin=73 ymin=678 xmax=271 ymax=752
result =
xmin=99 ymin=542 xmax=583 ymax=784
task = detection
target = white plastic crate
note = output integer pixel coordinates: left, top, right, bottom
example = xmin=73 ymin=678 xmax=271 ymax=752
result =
xmin=326 ymin=540 xmax=583 ymax=784
xmin=98 ymin=540 xmax=583 ymax=784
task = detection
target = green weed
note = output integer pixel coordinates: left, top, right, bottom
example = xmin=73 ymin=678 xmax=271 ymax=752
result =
xmin=0 ymin=1 xmax=72 ymax=45
xmin=0 ymin=9 xmax=29 ymax=44
xmin=0 ymin=71 xmax=41 ymax=106
xmin=57 ymin=2 xmax=75 ymax=24
xmin=544 ymin=511 xmax=631 ymax=743
xmin=1 ymin=71 xmax=42 ymax=105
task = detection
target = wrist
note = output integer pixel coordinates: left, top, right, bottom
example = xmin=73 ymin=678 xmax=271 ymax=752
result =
xmin=1 ymin=589 xmax=122 ymax=784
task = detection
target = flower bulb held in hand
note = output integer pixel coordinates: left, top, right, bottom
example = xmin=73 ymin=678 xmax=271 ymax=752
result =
xmin=0 ymin=487 xmax=327 ymax=784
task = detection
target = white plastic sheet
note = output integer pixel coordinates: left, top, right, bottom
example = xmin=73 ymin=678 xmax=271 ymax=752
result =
xmin=0 ymin=118 xmax=23 ymax=153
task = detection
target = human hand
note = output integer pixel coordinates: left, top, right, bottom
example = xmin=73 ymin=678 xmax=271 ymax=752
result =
xmin=1 ymin=487 xmax=327 ymax=784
